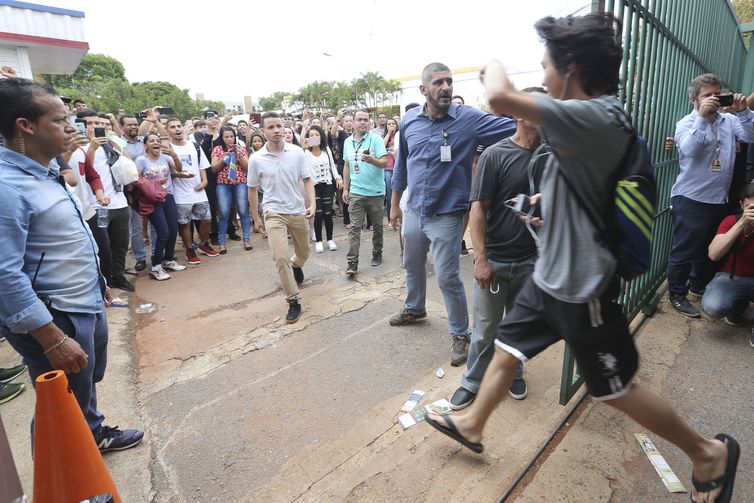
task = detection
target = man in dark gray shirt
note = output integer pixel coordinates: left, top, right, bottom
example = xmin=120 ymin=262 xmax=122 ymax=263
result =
xmin=449 ymin=87 xmax=547 ymax=410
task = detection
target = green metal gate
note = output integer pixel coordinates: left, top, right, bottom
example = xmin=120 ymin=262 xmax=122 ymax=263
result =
xmin=559 ymin=0 xmax=749 ymax=404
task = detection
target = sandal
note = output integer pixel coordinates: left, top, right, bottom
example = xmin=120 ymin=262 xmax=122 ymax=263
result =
xmin=218 ymin=246 xmax=227 ymax=255
xmin=425 ymin=413 xmax=483 ymax=454
xmin=690 ymin=434 xmax=740 ymax=503
xmin=244 ymin=241 xmax=253 ymax=251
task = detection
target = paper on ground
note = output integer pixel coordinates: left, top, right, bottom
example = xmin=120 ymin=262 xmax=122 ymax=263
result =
xmin=399 ymin=399 xmax=452 ymax=430
xmin=400 ymin=390 xmax=425 ymax=412
xmin=635 ymin=433 xmax=686 ymax=493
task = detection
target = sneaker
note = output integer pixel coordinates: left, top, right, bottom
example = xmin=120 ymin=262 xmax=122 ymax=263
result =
xmin=327 ymin=240 xmax=337 ymax=251
xmin=688 ymin=288 xmax=705 ymax=300
xmin=134 ymin=259 xmax=147 ymax=272
xmin=0 ymin=382 xmax=24 ymax=405
xmin=110 ymin=277 xmax=135 ymax=292
xmin=451 ymin=337 xmax=469 ymax=367
xmin=228 ymin=231 xmax=242 ymax=242
xmin=292 ymin=266 xmax=304 ymax=284
xmin=197 ymin=242 xmax=219 ymax=257
xmin=371 ymin=252 xmax=382 ymax=267
xmin=389 ymin=309 xmax=427 ymax=326
xmin=460 ymin=239 xmax=469 ymax=256
xmin=185 ymin=248 xmax=201 ymax=266
xmin=286 ymin=301 xmax=302 ymax=324
xmin=668 ymin=293 xmax=700 ymax=318
xmin=94 ymin=425 xmax=144 ymax=452
xmin=750 ymin=327 xmax=754 ymax=348
xmin=315 ymin=241 xmax=324 ymax=253
xmin=162 ymin=260 xmax=186 ymax=271
xmin=310 ymin=229 xmax=316 ymax=242
xmin=345 ymin=263 xmax=358 ymax=277
xmin=508 ymin=378 xmax=529 ymax=400
xmin=0 ymin=364 xmax=27 ymax=383
xmin=150 ymin=265 xmax=171 ymax=281
xmin=449 ymin=387 xmax=476 ymax=411
xmin=724 ymin=312 xmax=745 ymax=326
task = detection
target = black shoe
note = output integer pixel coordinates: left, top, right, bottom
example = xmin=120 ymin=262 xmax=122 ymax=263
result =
xmin=94 ymin=424 xmax=144 ymax=452
xmin=688 ymin=287 xmax=705 ymax=300
xmin=345 ymin=262 xmax=358 ymax=277
xmin=724 ymin=312 xmax=745 ymax=326
xmin=668 ymin=293 xmax=700 ymax=318
xmin=371 ymin=252 xmax=382 ymax=267
xmin=449 ymin=387 xmax=476 ymax=411
xmin=508 ymin=378 xmax=528 ymax=400
xmin=110 ymin=277 xmax=135 ymax=292
xmin=228 ymin=232 xmax=242 ymax=241
xmin=286 ymin=301 xmax=302 ymax=324
xmin=134 ymin=259 xmax=147 ymax=272
xmin=389 ymin=309 xmax=427 ymax=326
xmin=460 ymin=239 xmax=469 ymax=256
xmin=292 ymin=266 xmax=304 ymax=284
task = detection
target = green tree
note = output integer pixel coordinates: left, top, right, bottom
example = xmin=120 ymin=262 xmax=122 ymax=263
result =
xmin=732 ymin=0 xmax=754 ymax=46
xmin=259 ymin=91 xmax=289 ymax=112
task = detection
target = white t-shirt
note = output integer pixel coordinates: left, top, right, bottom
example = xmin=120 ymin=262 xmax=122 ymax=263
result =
xmin=68 ymin=147 xmax=98 ymax=220
xmin=87 ymin=145 xmax=128 ymax=210
xmin=305 ymin=149 xmax=339 ymax=185
xmin=171 ymin=141 xmax=210 ymax=205
xmin=247 ymin=142 xmax=310 ymax=215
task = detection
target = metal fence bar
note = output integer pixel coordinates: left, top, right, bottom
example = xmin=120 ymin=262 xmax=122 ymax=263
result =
xmin=559 ymin=0 xmax=748 ymax=404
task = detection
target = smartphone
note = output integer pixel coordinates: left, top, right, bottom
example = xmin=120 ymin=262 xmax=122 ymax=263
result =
xmin=716 ymin=94 xmax=734 ymax=107
xmin=135 ymin=111 xmax=147 ymax=119
xmin=160 ymin=136 xmax=170 ymax=148
xmin=205 ymin=111 xmax=217 ymax=118
xmin=250 ymin=113 xmax=262 ymax=125
xmin=74 ymin=122 xmax=86 ymax=135
xmin=94 ymin=127 xmax=106 ymax=138
xmin=158 ymin=107 xmax=174 ymax=115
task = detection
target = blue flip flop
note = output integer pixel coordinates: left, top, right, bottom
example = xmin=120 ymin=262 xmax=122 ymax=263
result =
xmin=690 ymin=433 xmax=740 ymax=503
xmin=425 ymin=413 xmax=483 ymax=454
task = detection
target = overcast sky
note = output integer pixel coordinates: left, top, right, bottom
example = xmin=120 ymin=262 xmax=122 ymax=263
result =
xmin=43 ymin=0 xmax=591 ymax=103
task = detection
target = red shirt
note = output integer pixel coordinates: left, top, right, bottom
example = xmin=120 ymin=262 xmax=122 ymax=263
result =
xmin=211 ymin=145 xmax=248 ymax=185
xmin=717 ymin=215 xmax=754 ymax=277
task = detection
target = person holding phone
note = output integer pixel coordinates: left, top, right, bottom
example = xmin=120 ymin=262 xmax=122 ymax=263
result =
xmin=211 ymin=126 xmax=251 ymax=253
xmin=135 ymin=133 xmax=187 ymax=280
xmin=303 ymin=125 xmax=342 ymax=252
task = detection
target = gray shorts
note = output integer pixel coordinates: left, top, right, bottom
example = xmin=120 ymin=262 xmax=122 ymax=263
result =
xmin=176 ymin=201 xmax=211 ymax=224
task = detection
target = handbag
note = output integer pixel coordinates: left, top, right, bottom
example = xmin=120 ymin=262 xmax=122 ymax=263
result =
xmin=134 ymin=176 xmax=167 ymax=204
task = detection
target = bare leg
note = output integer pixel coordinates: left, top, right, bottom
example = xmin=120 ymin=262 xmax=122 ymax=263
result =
xmin=607 ymin=386 xmax=728 ymax=503
xmin=179 ymin=223 xmax=193 ymax=249
xmin=198 ymin=219 xmax=211 ymax=244
xmin=427 ymin=346 xmax=519 ymax=444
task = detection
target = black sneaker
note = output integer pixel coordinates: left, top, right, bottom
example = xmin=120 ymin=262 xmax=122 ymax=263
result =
xmin=508 ymin=378 xmax=528 ymax=400
xmin=449 ymin=387 xmax=476 ymax=411
xmin=371 ymin=252 xmax=382 ymax=267
xmin=292 ymin=266 xmax=304 ymax=284
xmin=450 ymin=336 xmax=469 ymax=367
xmin=724 ymin=312 xmax=745 ymax=326
xmin=134 ymin=259 xmax=147 ymax=272
xmin=94 ymin=425 xmax=144 ymax=452
xmin=345 ymin=263 xmax=358 ymax=277
xmin=668 ymin=293 xmax=700 ymax=318
xmin=0 ymin=364 xmax=26 ymax=383
xmin=286 ymin=301 xmax=302 ymax=324
xmin=389 ymin=309 xmax=427 ymax=326
xmin=228 ymin=231 xmax=242 ymax=241
xmin=110 ymin=277 xmax=135 ymax=292
xmin=460 ymin=239 xmax=469 ymax=256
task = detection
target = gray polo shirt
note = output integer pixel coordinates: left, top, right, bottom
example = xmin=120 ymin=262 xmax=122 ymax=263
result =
xmin=247 ymin=142 xmax=310 ymax=215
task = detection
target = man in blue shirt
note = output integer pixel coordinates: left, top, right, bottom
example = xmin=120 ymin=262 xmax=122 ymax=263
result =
xmin=668 ymin=73 xmax=754 ymax=318
xmin=389 ymin=62 xmax=516 ymax=366
xmin=343 ymin=110 xmax=388 ymax=276
xmin=0 ymin=78 xmax=143 ymax=452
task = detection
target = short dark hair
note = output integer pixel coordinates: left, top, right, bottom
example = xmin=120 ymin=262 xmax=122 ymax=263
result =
xmin=203 ymin=109 xmax=218 ymax=119
xmin=261 ymin=111 xmax=280 ymax=127
xmin=405 ymin=102 xmax=421 ymax=112
xmin=451 ymin=95 xmax=465 ymax=104
xmin=535 ymin=12 xmax=622 ymax=96
xmin=118 ymin=114 xmax=136 ymax=126
xmin=522 ymin=86 xmax=547 ymax=94
xmin=194 ymin=119 xmax=206 ymax=128
xmin=740 ymin=183 xmax=754 ymax=202
xmin=0 ymin=78 xmax=59 ymax=140
xmin=76 ymin=108 xmax=99 ymax=119
xmin=73 ymin=99 xmax=86 ymax=105
xmin=237 ymin=119 xmax=248 ymax=126
xmin=166 ymin=117 xmax=182 ymax=127
xmin=421 ymin=62 xmax=450 ymax=85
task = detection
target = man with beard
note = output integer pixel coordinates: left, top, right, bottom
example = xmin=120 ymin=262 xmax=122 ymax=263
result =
xmin=389 ymin=62 xmax=516 ymax=367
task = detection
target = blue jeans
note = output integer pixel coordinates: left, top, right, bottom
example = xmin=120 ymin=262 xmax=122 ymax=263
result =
xmin=667 ymin=196 xmax=728 ymax=295
xmin=130 ymin=207 xmax=147 ymax=261
xmin=2 ymin=308 xmax=108 ymax=433
xmin=216 ymin=183 xmax=250 ymax=245
xmin=460 ymin=256 xmax=534 ymax=393
xmin=701 ymin=272 xmax=754 ymax=320
xmin=402 ymin=208 xmax=469 ymax=338
xmin=384 ymin=170 xmax=393 ymax=219
xmin=147 ymin=194 xmax=178 ymax=267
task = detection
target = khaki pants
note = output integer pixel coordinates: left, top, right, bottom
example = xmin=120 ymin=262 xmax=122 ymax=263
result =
xmin=264 ymin=212 xmax=310 ymax=301
xmin=347 ymin=194 xmax=384 ymax=266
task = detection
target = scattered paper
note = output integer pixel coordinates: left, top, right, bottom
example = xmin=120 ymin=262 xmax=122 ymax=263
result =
xmin=135 ymin=303 xmax=158 ymax=314
xmin=399 ymin=399 xmax=452 ymax=430
xmin=635 ymin=433 xmax=686 ymax=493
xmin=435 ymin=368 xmax=445 ymax=379
xmin=400 ymin=390 xmax=425 ymax=412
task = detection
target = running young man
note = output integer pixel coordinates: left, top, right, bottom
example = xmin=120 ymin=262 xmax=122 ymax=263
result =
xmin=426 ymin=13 xmax=739 ymax=503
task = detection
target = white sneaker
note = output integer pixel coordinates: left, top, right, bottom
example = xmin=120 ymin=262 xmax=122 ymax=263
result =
xmin=310 ymin=229 xmax=316 ymax=242
xmin=162 ymin=260 xmax=186 ymax=271
xmin=327 ymin=240 xmax=337 ymax=251
xmin=315 ymin=241 xmax=324 ymax=253
xmin=150 ymin=265 xmax=171 ymax=281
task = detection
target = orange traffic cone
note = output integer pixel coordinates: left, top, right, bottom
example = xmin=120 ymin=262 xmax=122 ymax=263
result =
xmin=33 ymin=370 xmax=121 ymax=503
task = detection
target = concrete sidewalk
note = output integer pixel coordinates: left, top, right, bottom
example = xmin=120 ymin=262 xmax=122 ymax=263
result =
xmin=1 ymin=218 xmax=751 ymax=501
